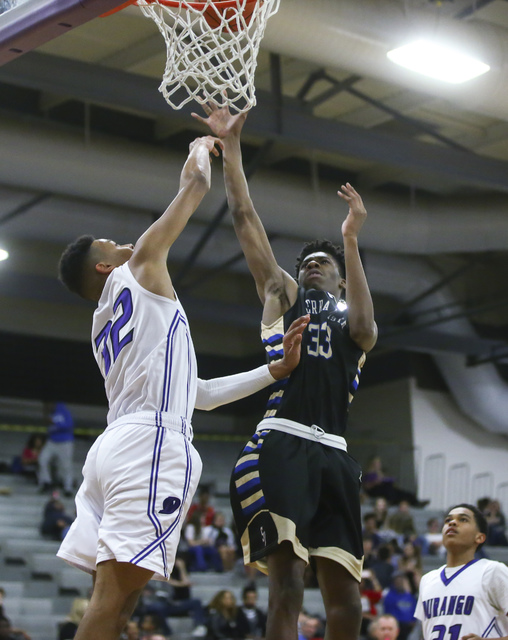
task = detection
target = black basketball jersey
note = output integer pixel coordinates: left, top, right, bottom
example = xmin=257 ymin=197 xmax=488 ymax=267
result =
xmin=260 ymin=288 xmax=366 ymax=437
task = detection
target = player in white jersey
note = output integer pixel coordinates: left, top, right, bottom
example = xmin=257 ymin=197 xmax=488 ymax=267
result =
xmin=415 ymin=504 xmax=508 ymax=640
xmin=57 ymin=135 xmax=309 ymax=640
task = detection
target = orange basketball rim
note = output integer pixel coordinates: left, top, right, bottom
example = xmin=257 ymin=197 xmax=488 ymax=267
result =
xmin=102 ymin=0 xmax=260 ymax=32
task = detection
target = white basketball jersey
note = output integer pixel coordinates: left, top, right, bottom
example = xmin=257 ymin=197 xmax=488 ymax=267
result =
xmin=92 ymin=263 xmax=197 ymax=425
xmin=416 ymin=558 xmax=508 ymax=639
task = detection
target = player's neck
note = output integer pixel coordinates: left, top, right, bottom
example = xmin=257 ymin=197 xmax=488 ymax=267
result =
xmin=446 ymin=548 xmax=477 ymax=568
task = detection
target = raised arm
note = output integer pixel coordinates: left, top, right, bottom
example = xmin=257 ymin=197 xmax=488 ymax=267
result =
xmin=129 ymin=135 xmax=223 ymax=299
xmin=192 ymin=103 xmax=297 ymax=323
xmin=338 ymin=183 xmax=377 ymax=352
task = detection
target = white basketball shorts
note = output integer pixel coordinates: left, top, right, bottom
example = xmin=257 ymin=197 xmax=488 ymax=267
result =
xmin=57 ymin=411 xmax=202 ymax=581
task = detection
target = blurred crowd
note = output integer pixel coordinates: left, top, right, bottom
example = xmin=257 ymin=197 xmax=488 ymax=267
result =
xmin=2 ymin=451 xmax=508 ymax=640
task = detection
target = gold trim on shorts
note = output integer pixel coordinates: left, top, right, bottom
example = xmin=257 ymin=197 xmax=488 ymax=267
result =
xmin=309 ymin=546 xmax=364 ymax=582
xmin=240 ymin=511 xmax=309 ymax=575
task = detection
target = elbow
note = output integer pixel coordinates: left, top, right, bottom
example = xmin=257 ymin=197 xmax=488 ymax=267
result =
xmin=350 ymin=322 xmax=378 ymax=352
xmin=231 ymin=202 xmax=255 ymax=222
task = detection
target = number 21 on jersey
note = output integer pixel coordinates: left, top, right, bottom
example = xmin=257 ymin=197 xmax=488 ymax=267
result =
xmin=431 ymin=624 xmax=462 ymax=640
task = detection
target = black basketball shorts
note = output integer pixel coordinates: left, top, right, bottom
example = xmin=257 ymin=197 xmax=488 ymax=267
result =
xmin=230 ymin=428 xmax=364 ymax=580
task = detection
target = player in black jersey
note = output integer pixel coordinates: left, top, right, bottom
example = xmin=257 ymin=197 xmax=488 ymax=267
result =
xmin=193 ymin=103 xmax=377 ymax=640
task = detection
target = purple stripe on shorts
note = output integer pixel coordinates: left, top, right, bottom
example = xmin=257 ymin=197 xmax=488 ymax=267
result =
xmin=145 ymin=415 xmax=167 ymax=574
xmin=131 ymin=434 xmax=193 ymax=572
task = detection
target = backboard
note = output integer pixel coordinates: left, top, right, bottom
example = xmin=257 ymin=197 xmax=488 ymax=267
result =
xmin=0 ymin=0 xmax=127 ymax=65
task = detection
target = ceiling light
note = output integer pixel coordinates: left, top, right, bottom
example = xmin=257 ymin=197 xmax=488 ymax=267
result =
xmin=0 ymin=249 xmax=9 ymax=261
xmin=387 ymin=40 xmax=490 ymax=84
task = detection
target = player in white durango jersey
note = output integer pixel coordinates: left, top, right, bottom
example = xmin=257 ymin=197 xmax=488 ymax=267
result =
xmin=57 ymin=135 xmax=309 ymax=640
xmin=416 ymin=504 xmax=508 ymax=640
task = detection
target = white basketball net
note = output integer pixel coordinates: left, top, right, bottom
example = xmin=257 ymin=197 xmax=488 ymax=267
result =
xmin=136 ymin=0 xmax=280 ymax=113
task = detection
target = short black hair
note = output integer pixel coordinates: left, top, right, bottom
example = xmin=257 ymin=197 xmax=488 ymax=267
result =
xmin=242 ymin=584 xmax=257 ymax=598
xmin=294 ymin=239 xmax=345 ymax=279
xmin=58 ymin=235 xmax=95 ymax=298
xmin=448 ymin=503 xmax=488 ymax=549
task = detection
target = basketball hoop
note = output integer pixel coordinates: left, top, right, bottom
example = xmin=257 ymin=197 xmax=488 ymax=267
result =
xmin=134 ymin=0 xmax=280 ymax=113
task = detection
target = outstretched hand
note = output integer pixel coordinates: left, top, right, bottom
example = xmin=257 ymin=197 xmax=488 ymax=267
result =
xmin=191 ymin=98 xmax=248 ymax=139
xmin=338 ymin=183 xmax=367 ymax=240
xmin=268 ymin=315 xmax=310 ymax=380
xmin=189 ymin=135 xmax=224 ymax=157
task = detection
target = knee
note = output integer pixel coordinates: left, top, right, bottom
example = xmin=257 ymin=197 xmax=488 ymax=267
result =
xmin=326 ymin=588 xmax=362 ymax=625
xmin=268 ymin=570 xmax=305 ymax=611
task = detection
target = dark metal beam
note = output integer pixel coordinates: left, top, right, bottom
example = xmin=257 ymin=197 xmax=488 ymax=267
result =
xmin=378 ymin=328 xmax=508 ymax=359
xmin=2 ymin=53 xmax=508 ymax=192
xmin=381 ymin=296 xmax=508 ymax=338
xmin=384 ymin=262 xmax=476 ymax=324
xmin=269 ymin=53 xmax=283 ymax=135
xmin=0 ymin=192 xmax=51 ymax=226
xmin=296 ymin=69 xmax=325 ymax=102
xmin=308 ymin=74 xmax=362 ymax=108
xmin=181 ymin=232 xmax=280 ymax=293
xmin=344 ymin=84 xmax=469 ymax=152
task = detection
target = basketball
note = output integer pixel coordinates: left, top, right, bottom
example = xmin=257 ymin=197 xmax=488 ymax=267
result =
xmin=203 ymin=0 xmax=259 ymax=32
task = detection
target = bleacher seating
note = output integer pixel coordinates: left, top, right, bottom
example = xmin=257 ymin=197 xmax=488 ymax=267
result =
xmin=2 ymin=447 xmax=508 ymax=640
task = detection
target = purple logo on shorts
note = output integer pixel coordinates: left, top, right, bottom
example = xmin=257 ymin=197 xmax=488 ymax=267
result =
xmin=159 ymin=496 xmax=181 ymax=515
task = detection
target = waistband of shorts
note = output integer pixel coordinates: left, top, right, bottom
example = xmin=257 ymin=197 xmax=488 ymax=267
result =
xmin=256 ymin=417 xmax=347 ymax=451
xmin=106 ymin=411 xmax=193 ymax=441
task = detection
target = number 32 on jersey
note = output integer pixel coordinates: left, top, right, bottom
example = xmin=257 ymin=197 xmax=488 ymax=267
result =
xmin=94 ymin=288 xmax=134 ymax=376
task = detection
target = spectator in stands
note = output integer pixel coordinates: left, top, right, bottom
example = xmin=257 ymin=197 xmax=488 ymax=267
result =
xmin=297 ymin=614 xmax=323 ymax=640
xmin=138 ymin=614 xmax=167 ymax=639
xmin=207 ymin=590 xmax=241 ymax=639
xmin=0 ymin=589 xmax=31 ymax=640
xmin=0 ymin=617 xmax=31 ymax=640
xmin=373 ymin=497 xmax=389 ymax=530
xmin=187 ymin=486 xmax=215 ymax=527
xmin=370 ymin=544 xmax=395 ymax=589
xmin=363 ymin=457 xmax=428 ymax=507
xmin=480 ymin=498 xmax=508 ymax=546
xmin=121 ymin=621 xmax=141 ymax=640
xmin=38 ymin=402 xmax=74 ymax=497
xmin=236 ymin=585 xmax=267 ymax=639
xmin=362 ymin=537 xmax=377 ymax=570
xmin=397 ymin=542 xmax=421 ymax=594
xmin=362 ymin=513 xmax=382 ymax=550
xmin=132 ymin=586 xmax=172 ymax=636
xmin=415 ymin=517 xmax=445 ymax=556
xmin=203 ymin=512 xmax=237 ymax=572
xmin=166 ymin=556 xmax=208 ymax=635
xmin=11 ymin=434 xmax=45 ymax=479
xmin=387 ymin=501 xmax=416 ymax=541
xmin=40 ymin=495 xmax=74 ymax=541
xmin=369 ymin=614 xmax=399 ymax=640
xmin=382 ymin=573 xmax=417 ymax=640
xmin=184 ymin=512 xmax=223 ymax=572
xmin=59 ymin=598 xmax=90 ymax=640
xmin=0 ymin=588 xmax=6 ymax=622
xmin=359 ymin=569 xmax=383 ymax=638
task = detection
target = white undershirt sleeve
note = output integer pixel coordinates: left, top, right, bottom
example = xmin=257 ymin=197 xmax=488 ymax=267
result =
xmin=195 ymin=365 xmax=276 ymax=411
